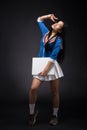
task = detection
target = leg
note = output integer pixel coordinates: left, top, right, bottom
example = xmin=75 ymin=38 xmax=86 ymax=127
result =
xmin=49 ymin=79 xmax=60 ymax=125
xmin=29 ymin=77 xmax=42 ymax=104
xmin=50 ymin=79 xmax=60 ymax=108
xmin=29 ymin=77 xmax=43 ymax=126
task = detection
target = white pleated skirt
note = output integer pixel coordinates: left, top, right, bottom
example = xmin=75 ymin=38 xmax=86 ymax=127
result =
xmin=33 ymin=60 xmax=64 ymax=81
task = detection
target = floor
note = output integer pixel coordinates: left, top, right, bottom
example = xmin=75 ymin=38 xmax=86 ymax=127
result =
xmin=0 ymin=98 xmax=87 ymax=130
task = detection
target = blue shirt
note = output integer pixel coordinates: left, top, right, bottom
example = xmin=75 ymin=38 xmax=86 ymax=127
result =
xmin=37 ymin=20 xmax=63 ymax=61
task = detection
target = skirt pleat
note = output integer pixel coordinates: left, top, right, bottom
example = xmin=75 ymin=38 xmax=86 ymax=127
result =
xmin=33 ymin=60 xmax=64 ymax=81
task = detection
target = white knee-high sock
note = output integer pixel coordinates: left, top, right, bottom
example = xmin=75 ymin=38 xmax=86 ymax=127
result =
xmin=53 ymin=107 xmax=59 ymax=117
xmin=29 ymin=104 xmax=35 ymax=115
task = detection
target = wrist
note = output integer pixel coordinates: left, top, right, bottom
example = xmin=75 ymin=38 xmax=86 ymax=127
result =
xmin=47 ymin=14 xmax=52 ymax=19
xmin=43 ymin=69 xmax=48 ymax=73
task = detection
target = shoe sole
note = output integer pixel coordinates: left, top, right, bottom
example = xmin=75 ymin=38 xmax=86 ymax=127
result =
xmin=49 ymin=122 xmax=58 ymax=126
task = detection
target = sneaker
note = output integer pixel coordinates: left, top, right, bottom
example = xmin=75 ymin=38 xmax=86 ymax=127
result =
xmin=49 ymin=115 xmax=58 ymax=126
xmin=29 ymin=110 xmax=38 ymax=126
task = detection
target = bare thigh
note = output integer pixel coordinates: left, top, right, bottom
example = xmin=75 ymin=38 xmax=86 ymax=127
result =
xmin=30 ymin=77 xmax=43 ymax=90
xmin=50 ymin=79 xmax=59 ymax=94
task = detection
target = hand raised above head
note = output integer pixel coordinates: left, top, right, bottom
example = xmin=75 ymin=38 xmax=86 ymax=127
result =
xmin=49 ymin=14 xmax=58 ymax=22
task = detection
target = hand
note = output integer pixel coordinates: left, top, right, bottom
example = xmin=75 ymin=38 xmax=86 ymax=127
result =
xmin=38 ymin=70 xmax=47 ymax=76
xmin=49 ymin=14 xmax=58 ymax=22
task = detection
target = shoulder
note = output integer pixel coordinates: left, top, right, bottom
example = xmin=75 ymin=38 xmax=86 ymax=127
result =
xmin=56 ymin=36 xmax=62 ymax=43
xmin=55 ymin=37 xmax=63 ymax=47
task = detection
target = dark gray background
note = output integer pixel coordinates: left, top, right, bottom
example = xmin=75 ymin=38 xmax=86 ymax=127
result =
xmin=0 ymin=0 xmax=87 ymax=129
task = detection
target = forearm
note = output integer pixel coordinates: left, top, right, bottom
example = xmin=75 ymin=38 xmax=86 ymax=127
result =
xmin=43 ymin=61 xmax=54 ymax=73
xmin=37 ymin=14 xmax=52 ymax=21
xmin=39 ymin=60 xmax=54 ymax=76
xmin=37 ymin=14 xmax=58 ymax=23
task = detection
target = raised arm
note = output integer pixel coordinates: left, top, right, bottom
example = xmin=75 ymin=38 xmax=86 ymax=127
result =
xmin=37 ymin=14 xmax=58 ymax=22
xmin=37 ymin=14 xmax=58 ymax=36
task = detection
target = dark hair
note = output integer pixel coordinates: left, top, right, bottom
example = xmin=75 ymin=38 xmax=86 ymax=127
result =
xmin=57 ymin=27 xmax=66 ymax=64
xmin=45 ymin=27 xmax=66 ymax=64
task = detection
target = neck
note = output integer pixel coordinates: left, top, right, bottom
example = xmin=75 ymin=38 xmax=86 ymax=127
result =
xmin=51 ymin=30 xmax=57 ymax=36
xmin=49 ymin=31 xmax=57 ymax=39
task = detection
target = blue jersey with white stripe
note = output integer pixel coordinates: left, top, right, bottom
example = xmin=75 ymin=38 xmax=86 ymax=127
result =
xmin=37 ymin=20 xmax=63 ymax=61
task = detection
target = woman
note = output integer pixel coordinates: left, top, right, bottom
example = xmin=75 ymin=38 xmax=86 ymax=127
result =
xmin=29 ymin=14 xmax=65 ymax=126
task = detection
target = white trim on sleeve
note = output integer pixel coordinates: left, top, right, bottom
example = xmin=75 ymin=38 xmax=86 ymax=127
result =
xmin=48 ymin=58 xmax=55 ymax=63
xmin=37 ymin=17 xmax=43 ymax=22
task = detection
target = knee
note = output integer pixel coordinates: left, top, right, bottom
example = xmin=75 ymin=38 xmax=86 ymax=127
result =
xmin=30 ymin=87 xmax=38 ymax=94
xmin=51 ymin=90 xmax=58 ymax=97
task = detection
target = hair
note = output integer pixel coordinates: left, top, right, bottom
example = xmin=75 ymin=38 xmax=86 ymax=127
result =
xmin=57 ymin=27 xmax=66 ymax=64
xmin=45 ymin=26 xmax=66 ymax=64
